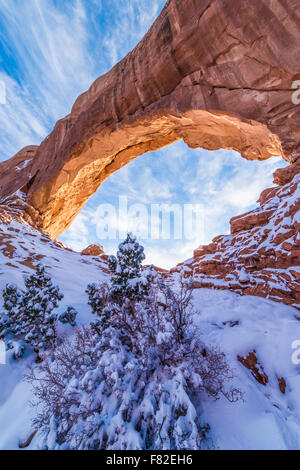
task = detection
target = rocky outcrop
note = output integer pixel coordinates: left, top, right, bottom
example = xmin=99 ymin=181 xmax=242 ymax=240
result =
xmin=237 ymin=351 xmax=269 ymax=386
xmin=0 ymin=146 xmax=38 ymax=203
xmin=278 ymin=377 xmax=287 ymax=394
xmin=81 ymin=244 xmax=105 ymax=257
xmin=180 ymin=163 xmax=300 ymax=308
xmin=0 ymin=0 xmax=298 ymax=309
xmin=81 ymin=244 xmax=109 ymax=263
xmin=1 ymin=0 xmax=300 ymax=238
xmin=0 ymin=197 xmax=109 ymax=280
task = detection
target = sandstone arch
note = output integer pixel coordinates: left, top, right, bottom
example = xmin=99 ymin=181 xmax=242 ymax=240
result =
xmin=0 ymin=0 xmax=299 ymax=239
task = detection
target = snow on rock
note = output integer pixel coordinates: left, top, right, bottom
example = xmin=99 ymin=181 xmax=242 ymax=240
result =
xmin=0 ymin=187 xmax=299 ymax=449
xmin=187 ymin=163 xmax=300 ymax=309
xmin=0 ymin=198 xmax=109 ymax=325
xmin=0 ymin=250 xmax=299 ymax=449
xmin=81 ymin=244 xmax=106 ymax=258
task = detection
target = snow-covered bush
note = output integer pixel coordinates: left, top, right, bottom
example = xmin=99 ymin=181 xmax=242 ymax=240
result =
xmin=27 ymin=275 xmax=241 ymax=450
xmin=59 ymin=306 xmax=78 ymax=327
xmin=87 ymin=233 xmax=156 ymax=337
xmin=108 ymin=233 xmax=155 ymax=302
xmin=0 ymin=283 xmax=23 ymax=339
xmin=0 ymin=264 xmax=76 ymax=357
xmin=21 ymin=264 xmax=64 ymax=352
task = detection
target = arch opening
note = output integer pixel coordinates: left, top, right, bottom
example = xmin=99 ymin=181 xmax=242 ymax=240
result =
xmin=59 ymin=139 xmax=288 ymax=269
xmin=24 ymin=109 xmax=284 ymax=240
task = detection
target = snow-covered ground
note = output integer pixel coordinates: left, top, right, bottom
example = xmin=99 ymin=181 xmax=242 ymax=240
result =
xmin=0 ymin=217 xmax=300 ymax=449
xmin=192 ymin=289 xmax=300 ymax=450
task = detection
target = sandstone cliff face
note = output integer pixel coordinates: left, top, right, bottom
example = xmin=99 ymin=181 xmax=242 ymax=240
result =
xmin=81 ymin=244 xmax=105 ymax=257
xmin=0 ymin=0 xmax=299 ymax=307
xmin=175 ymin=162 xmax=299 ymax=308
xmin=1 ymin=0 xmax=300 ymax=238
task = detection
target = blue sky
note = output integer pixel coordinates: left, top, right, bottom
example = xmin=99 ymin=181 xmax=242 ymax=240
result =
xmin=0 ymin=0 xmax=288 ymax=268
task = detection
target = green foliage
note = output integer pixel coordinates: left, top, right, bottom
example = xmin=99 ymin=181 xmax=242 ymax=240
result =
xmin=59 ymin=306 xmax=78 ymax=327
xmin=0 ymin=284 xmax=23 ymax=339
xmin=21 ymin=264 xmax=64 ymax=351
xmin=108 ymin=233 xmax=155 ymax=302
xmin=0 ymin=264 xmax=67 ymax=355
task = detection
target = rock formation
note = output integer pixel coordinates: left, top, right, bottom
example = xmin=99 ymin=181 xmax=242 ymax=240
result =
xmin=177 ymin=161 xmax=299 ymax=309
xmin=81 ymin=244 xmax=105 ymax=257
xmin=1 ymin=0 xmax=300 ymax=238
xmin=0 ymin=0 xmax=299 ymax=307
xmin=81 ymin=243 xmax=109 ymax=262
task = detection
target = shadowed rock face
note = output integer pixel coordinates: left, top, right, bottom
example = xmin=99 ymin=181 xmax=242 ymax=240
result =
xmin=179 ymin=161 xmax=300 ymax=309
xmin=0 ymin=0 xmax=300 ymax=238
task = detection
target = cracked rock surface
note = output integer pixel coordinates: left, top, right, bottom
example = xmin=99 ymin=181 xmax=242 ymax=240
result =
xmin=0 ymin=0 xmax=299 ymax=237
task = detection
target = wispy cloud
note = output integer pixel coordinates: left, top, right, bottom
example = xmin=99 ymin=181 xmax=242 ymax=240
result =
xmin=0 ymin=1 xmax=288 ymax=268
xmin=0 ymin=0 xmax=95 ymax=159
xmin=0 ymin=0 xmax=165 ymax=160
xmin=60 ymin=141 xmax=288 ymax=268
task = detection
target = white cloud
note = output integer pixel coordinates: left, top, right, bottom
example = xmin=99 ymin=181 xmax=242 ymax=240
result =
xmin=0 ymin=0 xmax=96 ymax=160
xmin=0 ymin=1 xmax=288 ymax=269
xmin=60 ymin=212 xmax=90 ymax=252
xmin=0 ymin=0 xmax=165 ymax=160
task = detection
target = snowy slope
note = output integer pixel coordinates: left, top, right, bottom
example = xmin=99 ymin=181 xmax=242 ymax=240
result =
xmin=192 ymin=289 xmax=300 ymax=450
xmin=0 ymin=214 xmax=109 ymax=450
xmin=0 ymin=215 xmax=109 ymax=324
xmin=0 ymin=215 xmax=300 ymax=449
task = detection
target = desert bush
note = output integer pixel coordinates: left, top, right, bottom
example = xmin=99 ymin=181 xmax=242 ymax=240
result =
xmin=27 ymin=275 xmax=241 ymax=450
xmin=0 ymin=264 xmax=76 ymax=358
xmin=59 ymin=306 xmax=78 ymax=327
xmin=108 ymin=233 xmax=155 ymax=302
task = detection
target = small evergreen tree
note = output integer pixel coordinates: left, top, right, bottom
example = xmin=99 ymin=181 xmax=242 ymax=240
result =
xmin=28 ymin=276 xmax=242 ymax=450
xmin=0 ymin=264 xmax=72 ymax=357
xmin=86 ymin=282 xmax=112 ymax=332
xmin=0 ymin=284 xmax=23 ymax=339
xmin=59 ymin=306 xmax=78 ymax=327
xmin=108 ymin=233 xmax=155 ymax=302
xmin=21 ymin=264 xmax=64 ymax=352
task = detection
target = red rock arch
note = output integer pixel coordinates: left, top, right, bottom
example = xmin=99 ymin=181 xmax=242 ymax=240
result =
xmin=0 ymin=0 xmax=299 ymax=239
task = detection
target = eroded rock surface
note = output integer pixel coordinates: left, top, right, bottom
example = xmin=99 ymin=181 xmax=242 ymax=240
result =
xmin=0 ymin=0 xmax=299 ymax=308
xmin=177 ymin=163 xmax=300 ymax=308
xmin=1 ymin=0 xmax=300 ymax=238
xmin=81 ymin=244 xmax=105 ymax=257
